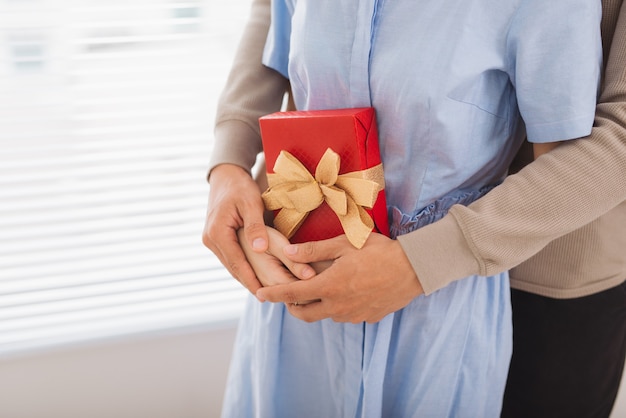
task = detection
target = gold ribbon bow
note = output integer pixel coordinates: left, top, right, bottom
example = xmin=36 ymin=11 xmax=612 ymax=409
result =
xmin=262 ymin=148 xmax=385 ymax=249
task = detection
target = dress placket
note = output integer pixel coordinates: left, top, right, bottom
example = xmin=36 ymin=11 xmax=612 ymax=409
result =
xmin=345 ymin=4 xmax=398 ymax=417
xmin=348 ymin=0 xmax=379 ymax=107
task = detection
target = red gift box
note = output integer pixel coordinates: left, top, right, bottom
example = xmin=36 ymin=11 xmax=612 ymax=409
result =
xmin=259 ymin=107 xmax=389 ymax=248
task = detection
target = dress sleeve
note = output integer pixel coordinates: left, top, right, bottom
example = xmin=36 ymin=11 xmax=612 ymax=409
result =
xmin=506 ymin=0 xmax=602 ymax=143
xmin=261 ymin=0 xmax=295 ymax=78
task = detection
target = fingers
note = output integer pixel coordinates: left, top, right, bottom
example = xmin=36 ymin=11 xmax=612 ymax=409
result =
xmin=211 ymin=165 xmax=269 ymax=254
xmin=255 ymin=283 xmax=289 ymax=303
xmin=248 ymin=253 xmax=301 ymax=287
xmin=256 ymin=279 xmax=320 ymax=305
xmin=238 ymin=227 xmax=301 ymax=287
xmin=242 ymin=215 xmax=269 ymax=253
xmin=204 ymin=226 xmax=262 ymax=295
xmin=259 ymin=234 xmax=423 ymax=324
xmin=202 ymin=164 xmax=265 ymax=295
xmin=285 ymin=300 xmax=326 ymax=322
xmin=265 ymin=228 xmax=316 ymax=280
xmin=225 ymin=250 xmax=263 ymax=294
xmin=283 ymin=235 xmax=349 ymax=264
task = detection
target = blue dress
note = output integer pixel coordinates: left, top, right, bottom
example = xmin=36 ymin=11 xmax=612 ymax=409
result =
xmin=222 ymin=1 xmax=602 ymax=417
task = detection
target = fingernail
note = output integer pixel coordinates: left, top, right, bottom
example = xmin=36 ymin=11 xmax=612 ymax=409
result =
xmin=284 ymin=244 xmax=298 ymax=255
xmin=252 ymin=238 xmax=267 ymax=250
xmin=255 ymin=290 xmax=266 ymax=302
xmin=302 ymin=266 xmax=315 ymax=279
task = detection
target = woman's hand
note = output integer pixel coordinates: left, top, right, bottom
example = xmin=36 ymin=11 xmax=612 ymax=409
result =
xmin=238 ymin=226 xmax=317 ymax=287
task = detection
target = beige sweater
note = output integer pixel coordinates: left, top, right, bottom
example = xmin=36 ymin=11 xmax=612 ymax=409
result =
xmin=209 ymin=0 xmax=626 ymax=299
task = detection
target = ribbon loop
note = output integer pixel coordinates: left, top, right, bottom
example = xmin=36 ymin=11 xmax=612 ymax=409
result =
xmin=315 ymin=148 xmax=341 ymax=186
xmin=262 ymin=148 xmax=385 ymax=248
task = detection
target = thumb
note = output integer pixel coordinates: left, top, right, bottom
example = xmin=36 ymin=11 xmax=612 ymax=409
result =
xmin=242 ymin=210 xmax=270 ymax=253
xmin=283 ymin=235 xmax=348 ymax=264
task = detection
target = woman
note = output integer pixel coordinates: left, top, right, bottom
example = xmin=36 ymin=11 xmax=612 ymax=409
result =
xmin=218 ymin=1 xmax=602 ymax=416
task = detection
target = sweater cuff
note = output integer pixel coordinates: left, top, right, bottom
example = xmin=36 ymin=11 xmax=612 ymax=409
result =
xmin=207 ymin=119 xmax=264 ymax=181
xmin=396 ymin=213 xmax=480 ymax=295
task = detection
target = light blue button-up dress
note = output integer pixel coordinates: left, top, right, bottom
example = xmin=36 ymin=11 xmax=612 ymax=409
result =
xmin=222 ymin=1 xmax=602 ymax=417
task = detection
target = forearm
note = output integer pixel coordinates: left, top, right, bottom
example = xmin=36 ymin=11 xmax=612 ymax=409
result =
xmin=400 ymin=5 xmax=626 ymax=295
xmin=208 ymin=0 xmax=290 ymax=177
xmin=533 ymin=141 xmax=562 ymax=159
xmin=401 ymin=118 xmax=625 ymax=295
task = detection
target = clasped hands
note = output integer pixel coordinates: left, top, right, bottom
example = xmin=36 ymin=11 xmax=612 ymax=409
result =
xmin=202 ymin=164 xmax=423 ymax=324
xmin=242 ymin=226 xmax=424 ymax=323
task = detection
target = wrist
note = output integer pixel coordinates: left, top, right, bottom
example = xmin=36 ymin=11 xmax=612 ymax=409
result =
xmin=208 ymin=163 xmax=251 ymax=184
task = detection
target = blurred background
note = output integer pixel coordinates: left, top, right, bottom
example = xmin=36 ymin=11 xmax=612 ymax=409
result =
xmin=0 ymin=0 xmax=249 ymax=416
xmin=0 ymin=1 xmax=624 ymax=417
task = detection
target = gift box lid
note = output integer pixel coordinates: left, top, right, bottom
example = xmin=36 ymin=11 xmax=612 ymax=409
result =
xmin=260 ymin=107 xmax=379 ymax=175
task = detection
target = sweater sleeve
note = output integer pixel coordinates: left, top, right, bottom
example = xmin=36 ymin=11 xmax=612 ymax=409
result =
xmin=398 ymin=3 xmax=626 ymax=295
xmin=207 ymin=0 xmax=290 ymax=179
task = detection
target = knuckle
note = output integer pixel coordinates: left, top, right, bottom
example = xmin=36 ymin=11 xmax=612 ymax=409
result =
xmin=245 ymin=220 xmax=265 ymax=233
xmin=228 ymin=261 xmax=240 ymax=278
xmin=202 ymin=232 xmax=216 ymax=250
xmin=204 ymin=227 xmax=220 ymax=245
xmin=284 ymin=290 xmax=299 ymax=304
xmin=205 ymin=224 xmax=224 ymax=242
xmin=201 ymin=233 xmax=211 ymax=248
xmin=301 ymin=241 xmax=316 ymax=256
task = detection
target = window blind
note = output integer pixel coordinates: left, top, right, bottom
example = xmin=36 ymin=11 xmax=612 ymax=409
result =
xmin=0 ymin=0 xmax=251 ymax=357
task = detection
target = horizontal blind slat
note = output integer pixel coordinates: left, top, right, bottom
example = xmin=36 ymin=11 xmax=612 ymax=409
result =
xmin=1 ymin=274 xmax=236 ymax=318
xmin=1 ymin=282 xmax=243 ymax=328
xmin=0 ymin=296 xmax=247 ymax=350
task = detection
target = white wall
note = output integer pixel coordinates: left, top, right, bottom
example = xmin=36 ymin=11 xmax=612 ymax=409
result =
xmin=0 ymin=325 xmax=624 ymax=418
xmin=613 ymin=371 xmax=626 ymax=418
xmin=0 ymin=325 xmax=238 ymax=418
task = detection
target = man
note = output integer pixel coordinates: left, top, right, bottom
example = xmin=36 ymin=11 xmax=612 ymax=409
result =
xmin=203 ymin=0 xmax=626 ymax=415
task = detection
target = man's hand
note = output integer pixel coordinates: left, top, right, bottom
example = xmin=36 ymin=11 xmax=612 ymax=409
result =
xmin=202 ymin=164 xmax=269 ymax=295
xmin=256 ymin=233 xmax=424 ymax=323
